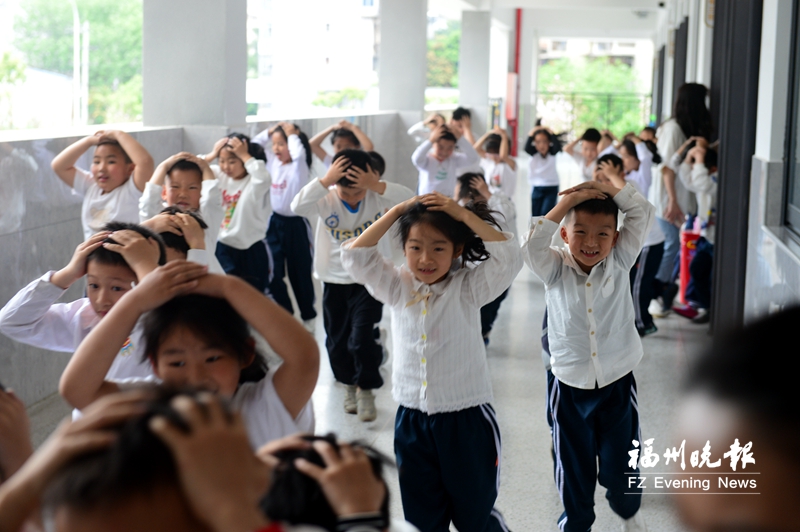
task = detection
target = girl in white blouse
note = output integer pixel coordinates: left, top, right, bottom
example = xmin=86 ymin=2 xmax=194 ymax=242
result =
xmin=341 ymin=192 xmax=522 ymax=532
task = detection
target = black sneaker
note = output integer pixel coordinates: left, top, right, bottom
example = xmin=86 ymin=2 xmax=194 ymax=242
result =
xmin=661 ymin=283 xmax=679 ymax=313
xmin=638 ymin=324 xmax=658 ymax=337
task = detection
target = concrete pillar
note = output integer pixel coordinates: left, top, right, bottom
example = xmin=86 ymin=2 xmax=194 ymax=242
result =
xmin=459 ymin=11 xmax=492 ymax=136
xmin=142 ymin=0 xmax=247 ymax=126
xmin=517 ymin=10 xmax=539 ymax=148
xmin=378 ymin=0 xmax=427 ymax=111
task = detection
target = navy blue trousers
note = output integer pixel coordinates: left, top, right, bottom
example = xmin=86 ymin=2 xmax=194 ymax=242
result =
xmin=395 ymin=405 xmax=510 ymax=532
xmin=266 ymin=213 xmax=317 ymax=320
xmin=531 ymin=185 xmax=559 ymax=217
xmin=215 ymin=240 xmax=270 ymax=293
xmin=546 ymin=371 xmax=642 ymax=532
xmin=629 ymin=242 xmax=664 ymax=331
xmin=480 ymin=289 xmax=509 ymax=337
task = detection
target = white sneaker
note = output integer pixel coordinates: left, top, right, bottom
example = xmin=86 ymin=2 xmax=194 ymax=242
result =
xmin=344 ymin=385 xmax=357 ymax=414
xmin=357 ymin=388 xmax=377 ymax=422
xmin=303 ymin=318 xmax=316 ymax=334
xmin=621 ymin=512 xmax=647 ymax=532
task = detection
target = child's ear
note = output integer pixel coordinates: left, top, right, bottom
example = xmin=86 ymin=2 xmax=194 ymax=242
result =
xmin=612 ymin=230 xmax=620 ymax=247
xmin=148 ymin=354 xmax=161 ymax=376
xmin=161 ymin=185 xmax=168 ymax=202
xmin=242 ymin=337 xmax=256 ymax=368
xmin=560 ymin=226 xmax=569 ymax=244
xmin=126 ymin=162 xmax=136 ymax=177
xmin=453 ymin=244 xmax=464 ymax=259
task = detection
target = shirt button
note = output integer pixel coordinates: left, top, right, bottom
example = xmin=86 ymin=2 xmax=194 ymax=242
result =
xmin=591 ymin=331 xmax=595 ymax=335
xmin=588 ymin=308 xmax=593 ymax=313
xmin=592 ymin=352 xmax=597 ymax=357
xmin=421 ymin=357 xmax=426 ymax=364
xmin=586 ymin=282 xmax=591 ymax=287
xmin=421 ymin=334 xmax=427 ymax=341
xmin=422 ymin=380 xmax=427 ymax=387
xmin=422 ymin=309 xmax=427 ymax=315
xmin=538 ymin=220 xmax=543 ymax=225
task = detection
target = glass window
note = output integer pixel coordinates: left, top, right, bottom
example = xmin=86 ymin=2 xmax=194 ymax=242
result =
xmin=785 ymin=3 xmax=800 ymax=232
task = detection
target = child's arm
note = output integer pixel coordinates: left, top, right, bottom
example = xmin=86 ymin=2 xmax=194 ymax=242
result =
xmin=101 ymin=229 xmax=163 ymax=281
xmin=473 ymin=130 xmax=492 ymax=158
xmin=102 ymin=130 xmax=155 ymax=192
xmin=190 ymin=275 xmax=319 ymax=420
xmin=523 ymin=133 xmax=536 ymax=156
xmin=203 ymin=138 xmax=229 ymax=163
xmin=411 ymin=132 xmax=435 ymax=171
xmin=59 ymin=261 xmax=208 ymax=410
xmin=50 ymin=134 xmax=101 ymax=188
xmin=497 ymin=128 xmax=516 ymax=170
xmin=597 ymin=161 xmax=627 ymax=190
xmin=309 ymin=124 xmax=336 ymax=162
xmin=598 ymin=130 xmax=613 ymax=153
xmin=347 ymin=196 xmax=419 ymax=249
xmin=139 ymin=152 xmax=190 ymax=221
xmin=453 ymin=135 xmax=480 ymax=168
xmin=564 ymin=137 xmax=580 ymax=157
xmin=420 ymin=192 xmax=505 ymax=242
xmin=339 ymin=120 xmax=374 ymax=152
xmin=278 ymin=122 xmax=307 ymax=166
xmin=291 ymin=157 xmax=348 ymax=218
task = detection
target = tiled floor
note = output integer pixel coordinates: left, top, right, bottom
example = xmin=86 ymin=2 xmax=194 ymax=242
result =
xmin=27 ymin=153 xmax=708 ymax=531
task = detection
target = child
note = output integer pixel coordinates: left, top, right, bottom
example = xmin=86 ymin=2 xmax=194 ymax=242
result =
xmin=252 ymin=122 xmax=318 ymax=329
xmin=412 ymin=124 xmax=480 ymax=196
xmin=596 ymin=150 xmax=666 ymax=336
xmin=473 ymin=127 xmax=517 ymax=198
xmin=58 ymin=261 xmax=319 ymax=449
xmin=454 ymin=172 xmax=517 ymax=346
xmin=525 ymin=125 xmax=561 ymax=216
xmin=407 ymin=113 xmax=446 ymax=144
xmin=145 ymin=206 xmax=212 ymax=265
xmin=308 ymin=120 xmax=375 ymax=168
xmin=291 ymin=150 xmax=414 ymax=422
xmin=0 ymin=223 xmax=166 ymax=386
xmin=523 ymin=179 xmax=655 ymax=532
xmin=340 ymin=192 xmax=522 ymax=532
xmin=139 ymin=152 xmax=224 ymax=273
xmin=51 ymin=130 xmax=155 ymax=240
xmin=565 ymin=128 xmax=615 ymax=183
xmin=451 ymin=106 xmax=476 ymax=145
xmin=204 ymin=133 xmax=272 ymax=292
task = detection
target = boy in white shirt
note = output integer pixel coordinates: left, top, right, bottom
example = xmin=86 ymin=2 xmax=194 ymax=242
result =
xmin=138 ymin=153 xmax=224 ymax=273
xmin=412 ymin=124 xmax=479 ymax=196
xmin=473 ymin=127 xmax=518 ymax=198
xmin=523 ymin=180 xmax=655 ymax=532
xmin=292 ymin=150 xmax=414 ymax=422
xmin=51 ymin=130 xmax=154 ymax=240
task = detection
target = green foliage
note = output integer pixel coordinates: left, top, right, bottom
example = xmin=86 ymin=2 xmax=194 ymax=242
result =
xmin=247 ymin=27 xmax=259 ymax=80
xmin=14 ymin=0 xmax=142 ymax=124
xmin=424 ymin=93 xmax=459 ymax=106
xmin=312 ymin=87 xmax=367 ymax=109
xmin=427 ymin=20 xmax=460 ymax=88
xmin=0 ymin=52 xmax=27 ymax=86
xmin=537 ymin=57 xmax=649 ymax=137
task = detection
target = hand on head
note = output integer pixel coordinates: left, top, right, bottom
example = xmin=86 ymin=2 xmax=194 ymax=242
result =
xmin=102 ymin=230 xmax=162 ymax=278
xmin=469 ymin=175 xmax=490 ymax=199
xmin=211 ymin=138 xmax=229 ymax=159
xmin=226 ymin=137 xmax=249 ymax=160
xmin=419 ymin=191 xmax=468 ymax=222
xmin=321 ymin=156 xmax=350 ymax=187
xmin=559 ymin=181 xmax=612 ymax=206
xmin=345 ymin=163 xmax=379 ymax=191
xmin=126 ymin=260 xmax=208 ymax=313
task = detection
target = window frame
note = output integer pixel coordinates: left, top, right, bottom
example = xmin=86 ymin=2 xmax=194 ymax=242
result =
xmin=784 ymin=0 xmax=800 ymax=233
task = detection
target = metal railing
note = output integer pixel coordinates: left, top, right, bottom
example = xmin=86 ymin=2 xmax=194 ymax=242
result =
xmin=535 ymin=91 xmax=653 ymax=138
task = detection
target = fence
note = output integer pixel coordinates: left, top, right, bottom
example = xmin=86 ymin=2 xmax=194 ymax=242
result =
xmin=535 ymin=91 xmax=653 ymax=138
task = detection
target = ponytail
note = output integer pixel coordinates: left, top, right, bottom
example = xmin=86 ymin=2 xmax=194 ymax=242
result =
xmin=272 ymin=125 xmax=313 ymax=168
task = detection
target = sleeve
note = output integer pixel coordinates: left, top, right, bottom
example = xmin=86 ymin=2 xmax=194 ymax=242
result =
xmin=522 ymin=217 xmax=565 ymax=286
xmin=452 ymin=136 xmax=480 ymax=167
xmin=613 ymin=183 xmax=656 ymax=269
xmin=411 ymin=141 xmax=433 ymax=171
xmin=677 ymin=162 xmax=693 ymax=190
xmin=657 ymin=121 xmax=685 ymax=172
xmin=138 ymin=182 xmax=164 ymax=222
xmin=287 ymin=134 xmax=306 ymax=164
xmin=71 ymin=167 xmax=93 ymax=197
xmin=250 ymin=128 xmax=271 ymax=148
xmin=290 ymin=178 xmax=329 ymax=218
xmin=0 ymin=272 xmax=85 ymax=352
xmin=524 ymin=136 xmax=536 ymax=156
xmin=687 ymin=164 xmax=716 ymax=194
xmin=407 ymin=120 xmax=426 ymax=137
xmin=378 ymin=182 xmax=415 ymax=207
xmin=186 ymin=249 xmax=208 ymax=266
xmin=199 ymin=179 xmax=224 ymax=239
xmin=340 ymin=241 xmax=404 ymax=306
xmin=625 ymin=143 xmax=654 ymax=195
xmin=463 ymin=233 xmax=524 ymax=307
xmin=244 ymin=158 xmax=271 ymax=188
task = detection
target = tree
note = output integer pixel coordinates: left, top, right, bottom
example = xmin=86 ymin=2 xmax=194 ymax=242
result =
xmin=14 ymin=0 xmax=142 ymax=124
xmin=312 ymin=87 xmax=367 ymax=109
xmin=537 ymin=57 xmax=648 ymax=137
xmin=427 ymin=20 xmax=459 ymax=88
xmin=0 ymin=52 xmax=27 ymax=129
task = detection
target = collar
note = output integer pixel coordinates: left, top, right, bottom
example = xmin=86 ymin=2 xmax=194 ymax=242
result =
xmin=402 ymin=264 xmax=456 ymax=306
xmin=562 ymin=249 xmax=611 ymax=279
xmin=340 ymin=199 xmax=361 ymax=213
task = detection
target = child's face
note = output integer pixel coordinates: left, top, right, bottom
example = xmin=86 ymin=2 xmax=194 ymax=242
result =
xmin=218 ymin=148 xmax=246 ymax=180
xmin=560 ymin=211 xmax=619 ymax=274
xmin=335 ymin=183 xmax=367 ymax=208
xmin=332 ymin=137 xmax=358 ymax=154
xmin=619 ymin=145 xmax=639 ymax=173
xmin=403 ymin=223 xmax=463 ymax=284
xmin=486 ymin=150 xmax=500 ymax=163
xmin=163 ymin=169 xmax=202 ymax=211
xmin=581 ymin=140 xmax=598 ymax=163
xmin=151 ymin=325 xmax=248 ymax=398
xmin=85 ymin=261 xmax=137 ymax=318
xmin=91 ymin=144 xmax=134 ymax=193
xmin=271 ymin=132 xmax=292 ymax=164
xmin=432 ymin=139 xmax=456 ymax=161
xmin=534 ymin=132 xmax=550 ymax=156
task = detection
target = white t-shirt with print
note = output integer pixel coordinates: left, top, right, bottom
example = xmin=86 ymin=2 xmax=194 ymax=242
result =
xmin=72 ymin=168 xmax=143 ymax=240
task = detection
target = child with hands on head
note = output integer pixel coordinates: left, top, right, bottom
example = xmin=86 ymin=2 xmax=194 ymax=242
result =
xmin=412 ymin=123 xmax=480 ymax=197
xmin=524 ymin=125 xmax=561 ymax=216
xmin=58 ymin=259 xmax=319 ymax=449
xmin=291 ymin=150 xmax=414 ymax=422
xmin=340 ymin=191 xmax=522 ymax=532
xmin=139 ymin=152 xmax=224 ymax=273
xmin=473 ymin=127 xmax=517 ymax=198
xmin=51 ymin=130 xmax=155 ymax=240
xmin=523 ymin=178 xmax=655 ymax=532
xmin=308 ymin=120 xmax=375 ymax=168
xmin=204 ymin=134 xmax=272 ymax=291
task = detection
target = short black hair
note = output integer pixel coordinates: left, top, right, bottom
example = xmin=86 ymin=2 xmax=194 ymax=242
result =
xmin=95 ymin=139 xmax=132 ymax=164
xmin=330 ymin=128 xmax=360 ymax=149
xmin=456 ymin=172 xmax=486 ymax=202
xmin=260 ymin=434 xmax=391 ymax=532
xmin=484 ymin=134 xmax=501 ymax=154
xmin=86 ymin=222 xmax=167 ymax=270
xmin=642 ymin=126 xmax=656 ymax=136
xmin=142 ymin=294 xmax=267 ymax=384
xmin=438 ymin=127 xmax=457 ymax=144
xmin=581 ymin=128 xmax=602 ymax=143
xmin=703 ymin=147 xmax=718 ymax=170
xmin=452 ymin=107 xmax=471 ymax=121
xmin=331 ymin=149 xmax=373 ymax=187
xmin=621 ymin=139 xmax=662 ymax=165
xmin=567 ymin=196 xmax=619 ymax=227
xmin=43 ymin=388 xmax=229 ymax=512
xmin=597 ymin=153 xmax=623 ymax=172
xmin=166 ymin=159 xmax=202 ymax=181
xmin=156 ymin=207 xmax=208 ymax=256
xmin=367 ymin=151 xmax=386 ymax=177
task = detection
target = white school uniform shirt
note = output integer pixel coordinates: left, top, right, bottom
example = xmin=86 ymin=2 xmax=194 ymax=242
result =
xmin=72 ymin=168 xmax=143 ymax=240
xmin=676 ymin=155 xmax=717 ymax=244
xmin=480 ymin=157 xmax=517 ymax=198
xmin=650 ymin=119 xmax=696 ymax=220
xmin=291 ymin=178 xmax=414 ymax=284
xmin=138 ymin=180 xmax=226 ymax=274
xmin=114 ymin=370 xmax=314 ymax=449
xmin=213 ymin=158 xmax=272 ymax=250
xmin=0 ymin=271 xmax=152 ymax=381
xmin=527 ymin=152 xmax=560 ymax=188
xmin=341 ymin=234 xmax=523 ymax=414
xmin=523 ymin=183 xmax=655 ymax=390
xmin=412 ymin=138 xmax=480 ymax=196
xmin=262 ymin=134 xmax=311 ymax=217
